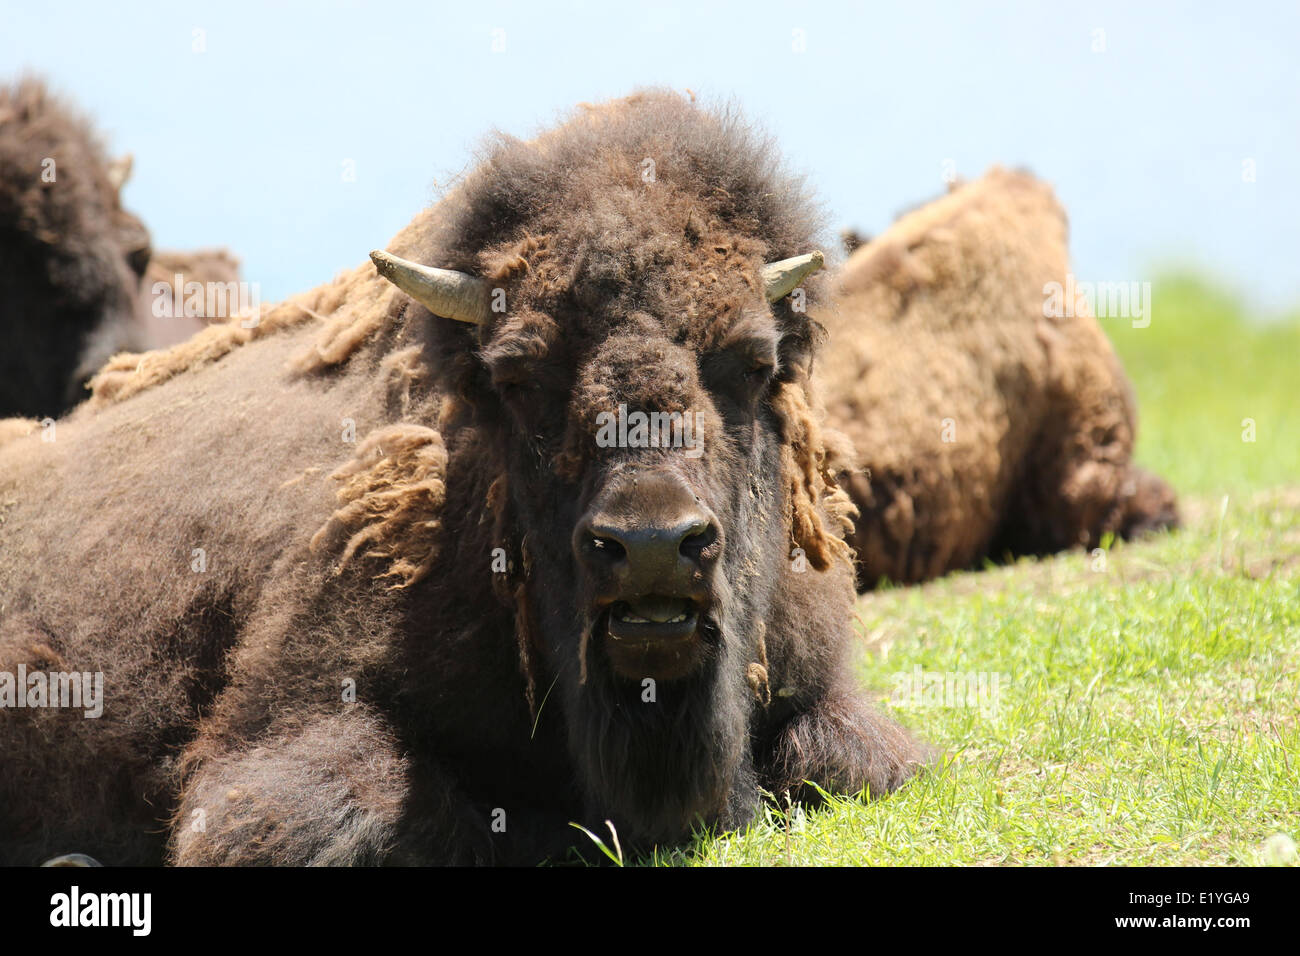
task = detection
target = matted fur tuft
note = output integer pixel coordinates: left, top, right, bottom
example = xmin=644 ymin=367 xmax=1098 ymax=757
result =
xmin=311 ymin=423 xmax=449 ymax=589
xmin=771 ymin=380 xmax=857 ymax=571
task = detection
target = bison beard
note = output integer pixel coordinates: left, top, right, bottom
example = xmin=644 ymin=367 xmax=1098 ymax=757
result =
xmin=550 ymin=460 xmax=769 ymax=842
xmin=566 ymin=623 xmax=758 ymax=842
xmin=0 ymin=90 xmax=925 ymax=866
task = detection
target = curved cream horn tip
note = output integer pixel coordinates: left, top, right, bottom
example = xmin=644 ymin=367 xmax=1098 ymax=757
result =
xmin=761 ymin=250 xmax=825 ymax=302
xmin=369 ymin=249 xmax=491 ymax=325
xmin=106 ymin=153 xmax=133 ymax=193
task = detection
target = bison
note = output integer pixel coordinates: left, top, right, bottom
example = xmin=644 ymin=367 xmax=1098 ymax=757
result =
xmin=818 ymin=168 xmax=1179 ymax=589
xmin=0 ymin=78 xmax=152 ymax=418
xmin=0 ymin=91 xmax=925 ymax=866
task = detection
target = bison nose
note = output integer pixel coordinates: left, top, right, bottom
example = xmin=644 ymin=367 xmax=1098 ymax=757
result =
xmin=575 ymin=477 xmax=720 ymax=596
xmin=587 ymin=515 xmax=714 ymax=574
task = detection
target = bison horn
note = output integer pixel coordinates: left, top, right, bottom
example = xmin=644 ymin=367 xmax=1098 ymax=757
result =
xmin=369 ymin=250 xmax=492 ymax=325
xmin=106 ymin=153 xmax=133 ymax=193
xmin=761 ymin=251 xmax=825 ymax=302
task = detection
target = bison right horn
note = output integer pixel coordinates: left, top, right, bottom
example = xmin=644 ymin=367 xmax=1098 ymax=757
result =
xmin=370 ymin=250 xmax=492 ymax=325
xmin=106 ymin=153 xmax=133 ymax=193
xmin=761 ymin=251 xmax=825 ymax=302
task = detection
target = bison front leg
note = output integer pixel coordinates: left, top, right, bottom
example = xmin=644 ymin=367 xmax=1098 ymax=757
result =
xmin=760 ymin=688 xmax=929 ymax=804
xmin=171 ymin=711 xmax=420 ymax=866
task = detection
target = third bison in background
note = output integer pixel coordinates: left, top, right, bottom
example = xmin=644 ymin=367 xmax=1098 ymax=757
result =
xmin=819 ymin=169 xmax=1179 ymax=589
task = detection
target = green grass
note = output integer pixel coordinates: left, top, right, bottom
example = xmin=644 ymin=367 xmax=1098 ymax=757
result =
xmin=653 ymin=275 xmax=1300 ymax=866
xmin=1106 ymin=276 xmax=1300 ymax=495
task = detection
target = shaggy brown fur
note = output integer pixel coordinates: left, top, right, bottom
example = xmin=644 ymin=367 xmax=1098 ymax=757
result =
xmin=0 ymin=417 xmax=37 ymax=445
xmin=818 ymin=168 xmax=1179 ymax=588
xmin=0 ymin=78 xmax=151 ymax=417
xmin=0 ymin=91 xmax=924 ymax=866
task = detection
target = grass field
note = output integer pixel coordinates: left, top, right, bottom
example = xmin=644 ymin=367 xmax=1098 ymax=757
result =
xmin=650 ymin=276 xmax=1300 ymax=866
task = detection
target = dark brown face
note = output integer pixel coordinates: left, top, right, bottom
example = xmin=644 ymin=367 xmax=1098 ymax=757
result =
xmin=569 ymin=341 xmax=723 ymax=681
xmin=482 ymin=297 xmax=790 ymax=687
xmin=371 ymin=173 xmax=824 ymax=711
xmin=0 ymin=188 xmax=150 ymax=418
xmin=63 ymin=205 xmax=152 ymax=402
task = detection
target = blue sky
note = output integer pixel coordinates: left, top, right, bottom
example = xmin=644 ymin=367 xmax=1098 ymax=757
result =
xmin=3 ymin=0 xmax=1296 ymax=311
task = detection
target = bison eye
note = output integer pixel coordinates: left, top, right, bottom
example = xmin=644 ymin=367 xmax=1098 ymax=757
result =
xmin=746 ymin=361 xmax=775 ymax=386
xmin=487 ymin=356 xmax=538 ymax=395
xmin=126 ymin=244 xmax=151 ymax=278
xmin=496 ymin=380 xmax=529 ymax=397
xmin=700 ymin=348 xmax=777 ymax=412
xmin=738 ymin=361 xmax=777 ymax=403
xmin=493 ymin=378 xmax=541 ymax=410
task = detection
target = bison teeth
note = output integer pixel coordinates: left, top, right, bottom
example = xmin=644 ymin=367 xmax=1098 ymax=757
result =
xmin=611 ymin=601 xmax=693 ymax=625
xmin=614 ymin=613 xmax=689 ymax=624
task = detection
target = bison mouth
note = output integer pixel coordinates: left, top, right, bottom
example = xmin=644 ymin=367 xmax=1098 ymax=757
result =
xmin=602 ymin=596 xmax=708 ymax=681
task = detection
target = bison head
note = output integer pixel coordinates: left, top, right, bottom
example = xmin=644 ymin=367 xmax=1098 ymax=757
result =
xmin=372 ymin=93 xmax=857 ymax=844
xmin=0 ymin=80 xmax=151 ymax=417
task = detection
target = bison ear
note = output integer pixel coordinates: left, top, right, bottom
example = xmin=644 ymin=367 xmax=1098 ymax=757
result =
xmin=762 ymin=251 xmax=824 ymax=302
xmin=370 ymin=250 xmax=492 ymax=326
xmin=106 ymin=153 xmax=133 ymax=194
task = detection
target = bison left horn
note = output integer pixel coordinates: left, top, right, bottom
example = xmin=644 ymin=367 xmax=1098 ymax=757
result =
xmin=761 ymin=251 xmax=825 ymax=302
xmin=370 ymin=250 xmax=492 ymax=325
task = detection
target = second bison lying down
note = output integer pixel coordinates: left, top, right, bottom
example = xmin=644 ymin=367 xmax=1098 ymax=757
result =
xmin=820 ymin=169 xmax=1179 ymax=588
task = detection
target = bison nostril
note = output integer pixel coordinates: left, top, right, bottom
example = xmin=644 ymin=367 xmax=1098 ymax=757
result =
xmin=679 ymin=521 xmax=716 ymax=560
xmin=588 ymin=534 xmax=627 ymax=563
